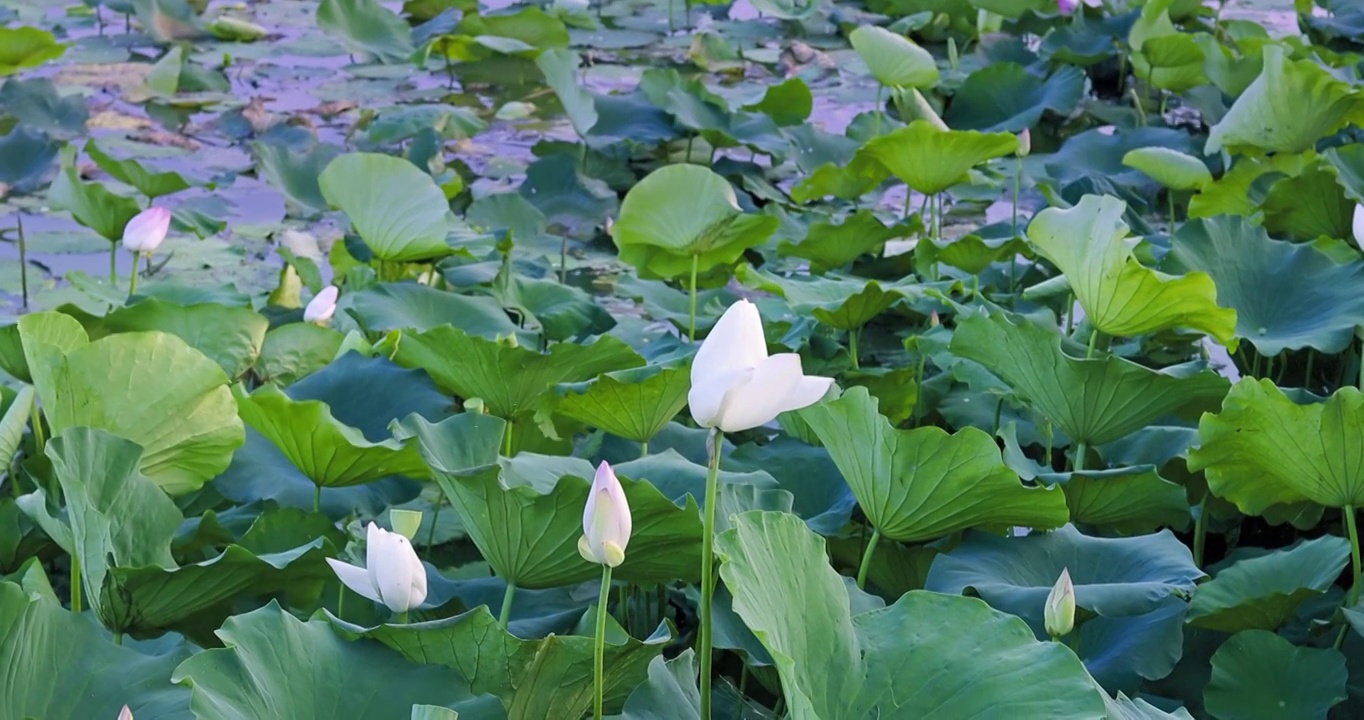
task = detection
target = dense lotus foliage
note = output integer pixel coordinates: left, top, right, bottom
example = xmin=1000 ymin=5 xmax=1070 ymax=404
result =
xmin=5 ymin=0 xmax=1364 ymax=717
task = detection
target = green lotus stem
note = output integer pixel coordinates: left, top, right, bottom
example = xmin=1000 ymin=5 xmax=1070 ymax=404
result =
xmin=499 ymin=581 xmax=516 ymax=629
xmin=30 ymin=392 xmax=43 ymax=458
xmin=560 ymin=236 xmax=568 ymax=285
xmin=1347 ymin=505 xmax=1362 ymax=607
xmin=503 ymin=420 xmax=515 ymax=457
xmin=426 ymin=493 xmax=442 ymax=552
xmin=70 ymin=555 xmax=81 ymax=613
xmin=640 ymin=440 xmax=648 ymax=458
xmin=1072 ymin=441 xmax=1087 ymax=473
xmin=109 ymin=243 xmax=118 ymax=287
xmin=337 ymin=585 xmax=346 ymax=621
xmin=873 ymin=84 xmax=883 ymax=138
xmin=1305 ymin=350 xmax=1316 ymax=391
xmin=699 ymin=427 xmax=723 ymax=720
xmin=396 ymin=611 xmax=409 ymax=624
xmin=1011 ymin=159 xmax=1021 ymax=239
xmin=1265 ymin=354 xmax=1276 ymax=382
xmin=1043 ymin=422 xmax=1054 ymax=470
xmin=855 ymin=528 xmax=881 ymax=590
xmin=1086 ymin=330 xmax=1099 ymax=359
xmin=738 ymin=662 xmax=749 ymax=698
xmin=688 ymin=253 xmax=699 ymax=343
xmin=313 ymin=484 xmax=321 ymax=513
xmin=849 ymin=328 xmax=861 ymax=370
xmin=593 ymin=564 xmax=613 ymax=720
xmin=1064 ymin=293 xmax=1075 ymax=334
xmin=113 ymin=631 xmax=122 ymax=645
xmin=668 ymin=0 xmax=675 ymax=32
xmin=16 ymin=214 xmax=27 ymax=308
xmin=1128 ymin=89 xmax=1146 ymax=126
xmin=1167 ymin=190 xmax=1176 ymax=234
xmin=686 ymin=134 xmax=695 ymax=163
xmin=127 ymin=252 xmax=142 ymax=298
xmin=1192 ymin=495 xmax=1208 ymax=568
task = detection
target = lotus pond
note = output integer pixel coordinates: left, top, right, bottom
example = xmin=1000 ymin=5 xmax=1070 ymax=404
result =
xmin=6 ymin=0 xmax=1364 ymax=717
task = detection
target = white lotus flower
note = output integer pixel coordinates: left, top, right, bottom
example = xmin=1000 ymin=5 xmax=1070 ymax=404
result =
xmin=1044 ymin=567 xmax=1076 ymax=638
xmin=688 ymin=299 xmax=835 ymax=432
xmin=1353 ymin=205 xmax=1364 ymax=251
xmin=578 ymin=461 xmax=632 ymax=567
xmin=304 ymin=285 xmax=339 ymax=324
xmin=326 ymin=522 xmax=427 ymax=613
xmin=122 ymin=206 xmax=171 ymax=254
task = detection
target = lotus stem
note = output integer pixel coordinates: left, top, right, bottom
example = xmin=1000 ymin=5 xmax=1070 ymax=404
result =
xmin=640 ymin=440 xmax=648 ymax=458
xmin=1347 ymin=505 xmax=1362 ymax=607
xmin=1086 ymin=330 xmax=1099 ymax=359
xmin=499 ymin=581 xmax=516 ymax=629
xmin=1167 ymin=190 xmax=1176 ymax=234
xmin=313 ymin=483 xmax=321 ymax=513
xmin=873 ymin=84 xmax=883 ymax=138
xmin=16 ymin=214 xmax=27 ymax=308
xmin=593 ymin=565 xmax=613 ymax=720
xmin=503 ymin=420 xmax=515 ymax=457
xmin=112 ymin=631 xmax=122 ymax=645
xmin=1065 ymin=293 xmax=1075 ymax=334
xmin=1192 ymin=495 xmax=1208 ymax=568
xmin=856 ymin=528 xmax=881 ymax=590
xmin=70 ymin=555 xmax=81 ymax=613
xmin=128 ymin=253 xmax=141 ymax=298
xmin=30 ymin=392 xmax=43 ymax=458
xmin=110 ymin=243 xmax=118 ymax=287
xmin=426 ymin=492 xmax=442 ymax=552
xmin=560 ymin=237 xmax=568 ymax=285
xmin=396 ymin=611 xmax=409 ymax=624
xmin=688 ymin=253 xmax=699 ymax=343
xmin=1072 ymin=441 xmax=1087 ymax=473
xmin=849 ymin=328 xmax=861 ymax=369
xmin=337 ymin=585 xmax=346 ymax=621
xmin=699 ymin=427 xmax=722 ymax=720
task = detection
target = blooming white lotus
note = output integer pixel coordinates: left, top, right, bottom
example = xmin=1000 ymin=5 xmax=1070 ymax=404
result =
xmin=122 ymin=206 xmax=171 ymax=254
xmin=326 ymin=522 xmax=427 ymax=613
xmin=578 ymin=461 xmax=632 ymax=567
xmin=688 ymin=299 xmax=835 ymax=432
xmin=304 ymin=285 xmax=340 ymax=324
xmin=1045 ymin=567 xmax=1076 ymax=638
xmin=1353 ymin=205 xmax=1364 ymax=251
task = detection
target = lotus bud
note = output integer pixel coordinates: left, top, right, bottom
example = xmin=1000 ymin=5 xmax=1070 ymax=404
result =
xmin=326 ymin=522 xmax=428 ymax=614
xmin=578 ymin=461 xmax=632 ymax=567
xmin=688 ymin=300 xmax=835 ymax=432
xmin=118 ymin=707 xmax=133 ymax=720
xmin=929 ymin=311 xmax=940 ymax=327
xmin=122 ymin=206 xmax=171 ymax=254
xmin=1044 ymin=568 xmax=1076 ymax=639
xmin=1057 ymin=0 xmax=1078 ymax=13
xmin=304 ymin=285 xmax=339 ymax=325
xmin=1352 ymin=204 xmax=1364 ymax=251
xmin=390 ymin=509 xmax=423 ymax=541
xmin=1017 ymin=129 xmax=1031 ymax=158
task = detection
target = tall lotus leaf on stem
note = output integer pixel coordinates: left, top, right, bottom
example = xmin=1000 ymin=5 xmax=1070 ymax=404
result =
xmin=689 ymin=299 xmax=833 ymax=719
xmin=326 ymin=522 xmax=427 ymax=620
xmin=579 ymin=461 xmax=633 ymax=720
xmin=122 ymin=206 xmax=170 ymax=298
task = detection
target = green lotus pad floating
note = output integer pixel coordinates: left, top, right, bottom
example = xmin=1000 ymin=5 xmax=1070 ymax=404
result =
xmin=1187 ymin=536 xmax=1351 ymax=632
xmin=331 ymin=605 xmax=670 ymax=717
xmin=555 ymin=363 xmax=692 ymax=445
xmin=716 ymin=512 xmax=1108 ymax=719
xmin=858 ymin=120 xmax=1019 ymax=195
xmin=19 ymin=312 xmax=243 ymax=494
xmin=1190 ymin=379 xmax=1364 ymax=513
xmin=0 ymin=26 xmax=66 ymax=76
xmin=799 ymin=387 xmax=1069 ymax=542
xmin=319 ymin=153 xmax=457 ymax=263
xmin=848 ymin=26 xmax=939 ymax=89
xmin=1027 ymin=195 xmax=1237 ymax=344
xmin=1203 ymin=630 xmax=1347 ymax=720
xmin=1121 ymin=147 xmax=1213 ymax=191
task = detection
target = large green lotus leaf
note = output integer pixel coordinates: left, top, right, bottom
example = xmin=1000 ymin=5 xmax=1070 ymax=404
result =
xmin=789 ymin=157 xmax=888 ymax=204
xmin=859 ymin=120 xmax=1018 ymax=195
xmin=21 ymin=313 xmax=243 ymax=494
xmin=1106 ymin=692 xmax=1194 ymax=720
xmin=319 ymin=153 xmax=454 ymax=263
xmin=535 ymin=49 xmax=597 ymax=136
xmin=391 ymin=324 xmax=643 ymax=420
xmin=1129 ymin=0 xmax=1206 ymax=93
xmin=0 ymin=77 xmax=86 ymax=141
xmin=495 ymin=274 xmax=615 ymax=342
xmin=1189 ymin=379 xmax=1364 ymax=513
xmin=950 ymin=310 xmax=1230 ymax=445
xmin=1204 ymin=630 xmax=1347 ymax=720
xmin=926 ymin=524 xmax=1202 ymax=620
xmin=1121 ymin=147 xmax=1213 ymax=191
xmin=84 ymin=140 xmax=190 ymax=199
xmin=251 ymin=138 xmax=343 ymax=217
xmin=735 ymin=264 xmax=930 ymax=331
xmin=48 ymin=428 xmax=334 ymax=634
xmin=409 ymin=415 xmax=702 ymax=587
xmin=619 ymin=651 xmax=702 ymax=720
xmin=46 ymin=162 xmax=141 ymax=242
xmin=87 ymin=297 xmax=268 ymax=379
xmin=1164 ymin=215 xmax=1364 ymax=355
xmin=799 ymin=387 xmax=1068 ymax=543
xmin=1038 ymin=127 xmax=1199 ymax=194
xmin=256 ymin=322 xmax=344 ymax=386
xmin=1206 ymin=44 xmax=1364 ymax=155
xmin=316 ymin=0 xmax=415 ymax=63
xmin=0 ymin=583 xmax=192 ymax=719
xmin=1000 ymin=424 xmax=1189 ymax=535
xmin=1187 ymin=536 xmax=1351 ymax=632
xmin=944 ymin=63 xmax=1085 ymax=133
xmin=1027 ymin=194 xmax=1236 ymax=343
xmin=233 ymin=383 xmax=430 ymax=488
xmin=848 ymin=25 xmax=939 ymax=88
xmin=218 ymin=354 xmax=446 ymax=517
xmin=0 ymin=126 xmax=59 ymax=195
xmin=611 ymin=164 xmax=779 ymax=280
xmin=171 ymin=602 xmax=487 ymax=720
xmin=775 ymin=210 xmax=909 ymax=272
xmin=716 ymin=511 xmax=1107 ymax=719
xmin=1187 ymin=152 xmax=1305 ymax=220
xmin=554 ymin=363 xmax=691 ymax=444
xmin=330 ymin=605 xmax=668 ymax=717
xmin=915 ymin=221 xmax=1030 ymax=275
xmin=0 ymin=26 xmax=65 ymax=75
xmin=1259 ymin=164 xmax=1354 ymax=242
